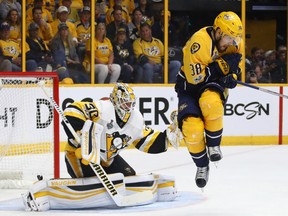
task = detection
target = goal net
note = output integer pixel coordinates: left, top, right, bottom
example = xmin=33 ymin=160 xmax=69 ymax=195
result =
xmin=0 ymin=72 xmax=59 ymax=189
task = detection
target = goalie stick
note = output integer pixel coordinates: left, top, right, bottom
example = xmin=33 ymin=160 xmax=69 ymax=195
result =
xmin=38 ymin=80 xmax=153 ymax=207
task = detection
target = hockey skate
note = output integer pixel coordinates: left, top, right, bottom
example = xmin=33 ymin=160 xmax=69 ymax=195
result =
xmin=195 ymin=166 xmax=209 ymax=188
xmin=208 ymin=146 xmax=223 ymax=162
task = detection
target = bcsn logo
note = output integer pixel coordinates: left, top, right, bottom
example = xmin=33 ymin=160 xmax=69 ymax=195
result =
xmin=224 ymin=102 xmax=269 ymax=120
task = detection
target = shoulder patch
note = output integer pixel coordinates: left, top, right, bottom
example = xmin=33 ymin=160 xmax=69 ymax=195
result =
xmin=191 ymin=42 xmax=200 ymax=54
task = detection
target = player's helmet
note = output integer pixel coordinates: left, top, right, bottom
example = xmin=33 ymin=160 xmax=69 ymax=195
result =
xmin=213 ymin=11 xmax=243 ymax=44
xmin=110 ymin=83 xmax=136 ymax=122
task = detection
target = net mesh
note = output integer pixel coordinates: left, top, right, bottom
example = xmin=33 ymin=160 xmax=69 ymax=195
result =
xmin=0 ymin=76 xmax=57 ymax=188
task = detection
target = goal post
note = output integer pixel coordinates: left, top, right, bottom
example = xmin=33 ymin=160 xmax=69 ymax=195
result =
xmin=0 ymin=72 xmax=60 ymax=188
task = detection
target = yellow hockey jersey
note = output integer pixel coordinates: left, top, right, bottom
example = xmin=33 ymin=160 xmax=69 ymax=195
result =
xmin=84 ymin=37 xmax=113 ymax=65
xmin=0 ymin=39 xmax=21 ymax=60
xmin=133 ymin=37 xmax=164 ymax=64
xmin=182 ymin=27 xmax=244 ymax=85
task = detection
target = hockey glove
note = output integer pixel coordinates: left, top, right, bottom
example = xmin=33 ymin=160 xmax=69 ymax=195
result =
xmin=166 ymin=110 xmax=183 ymax=149
xmin=215 ymin=53 xmax=242 ymax=75
xmin=219 ymin=73 xmax=238 ymax=89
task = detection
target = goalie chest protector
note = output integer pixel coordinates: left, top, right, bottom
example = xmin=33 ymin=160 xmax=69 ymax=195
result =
xmin=95 ymin=100 xmax=145 ymax=161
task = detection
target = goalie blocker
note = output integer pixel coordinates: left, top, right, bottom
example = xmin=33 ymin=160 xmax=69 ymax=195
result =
xmin=22 ymin=173 xmax=177 ymax=211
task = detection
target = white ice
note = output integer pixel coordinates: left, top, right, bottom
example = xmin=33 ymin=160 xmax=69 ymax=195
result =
xmin=1 ymin=145 xmax=288 ymax=216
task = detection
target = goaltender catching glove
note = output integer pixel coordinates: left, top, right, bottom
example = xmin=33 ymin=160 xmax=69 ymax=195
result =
xmin=219 ymin=73 xmax=238 ymax=89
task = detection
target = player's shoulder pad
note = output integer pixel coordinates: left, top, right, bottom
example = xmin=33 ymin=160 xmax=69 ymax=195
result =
xmin=188 ymin=27 xmax=212 ymax=54
xmin=129 ymin=109 xmax=145 ymax=130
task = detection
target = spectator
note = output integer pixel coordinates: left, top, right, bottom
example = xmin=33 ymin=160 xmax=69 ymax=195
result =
xmin=5 ymin=9 xmax=21 ymax=44
xmin=49 ymin=22 xmax=89 ymax=83
xmin=27 ymin=6 xmax=53 ymax=43
xmin=26 ymin=22 xmax=54 ymax=72
xmin=249 ymin=46 xmax=265 ymax=68
xmin=263 ymin=49 xmax=286 ymax=83
xmin=246 ymin=63 xmax=269 ymax=84
xmin=108 ymin=0 xmax=135 ymax=15
xmin=27 ymin=0 xmax=55 ymax=12
xmin=106 ymin=6 xmax=130 ymax=41
xmin=135 ymin=0 xmax=154 ymax=24
xmin=0 ymin=0 xmax=21 ymax=21
xmin=106 ymin=1 xmax=131 ymax=25
xmin=151 ymin=10 xmax=178 ymax=46
xmin=95 ymin=0 xmax=107 ymax=23
xmin=112 ymin=27 xmax=135 ymax=82
xmin=83 ymin=22 xmax=121 ymax=83
xmin=59 ymin=0 xmax=83 ymax=10
xmin=276 ymin=45 xmax=287 ymax=79
xmin=0 ymin=21 xmax=36 ymax=71
xmin=0 ymin=49 xmax=12 ymax=71
xmin=82 ymin=0 xmax=91 ymax=8
xmin=128 ymin=8 xmax=143 ymax=42
xmin=50 ymin=6 xmax=78 ymax=44
xmin=26 ymin=0 xmax=53 ymax=23
xmin=75 ymin=6 xmax=91 ymax=62
xmin=61 ymin=0 xmax=80 ymax=23
xmin=277 ymin=45 xmax=287 ymax=83
xmin=133 ymin=21 xmax=181 ymax=83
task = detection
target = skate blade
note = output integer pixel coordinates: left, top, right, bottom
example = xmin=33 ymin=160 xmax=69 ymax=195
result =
xmin=213 ymin=161 xmax=220 ymax=168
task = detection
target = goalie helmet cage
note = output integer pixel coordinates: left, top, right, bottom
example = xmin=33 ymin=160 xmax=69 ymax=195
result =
xmin=0 ymin=72 xmax=60 ymax=189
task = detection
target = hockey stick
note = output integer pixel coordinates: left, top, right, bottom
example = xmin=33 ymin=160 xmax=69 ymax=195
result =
xmin=237 ymin=80 xmax=288 ymax=99
xmin=37 ymin=81 xmax=153 ymax=207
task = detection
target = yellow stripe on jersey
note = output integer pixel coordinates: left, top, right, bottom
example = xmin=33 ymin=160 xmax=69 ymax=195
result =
xmin=140 ymin=131 xmax=162 ymax=152
xmin=64 ymin=102 xmax=100 ymax=122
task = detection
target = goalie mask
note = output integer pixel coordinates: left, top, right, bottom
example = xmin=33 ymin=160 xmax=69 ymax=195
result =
xmin=110 ymin=83 xmax=136 ymax=122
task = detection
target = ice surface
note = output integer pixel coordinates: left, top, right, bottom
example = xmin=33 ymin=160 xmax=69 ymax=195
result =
xmin=1 ymin=145 xmax=288 ymax=216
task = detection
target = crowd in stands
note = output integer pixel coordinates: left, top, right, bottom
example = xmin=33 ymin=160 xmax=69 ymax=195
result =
xmin=0 ymin=0 xmax=286 ymax=84
xmin=246 ymin=45 xmax=287 ymax=84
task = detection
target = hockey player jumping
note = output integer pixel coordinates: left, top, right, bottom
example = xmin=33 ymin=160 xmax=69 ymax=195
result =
xmin=175 ymin=11 xmax=243 ymax=188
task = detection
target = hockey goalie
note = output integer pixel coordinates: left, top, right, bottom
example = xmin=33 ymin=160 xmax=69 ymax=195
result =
xmin=22 ymin=82 xmax=182 ymax=211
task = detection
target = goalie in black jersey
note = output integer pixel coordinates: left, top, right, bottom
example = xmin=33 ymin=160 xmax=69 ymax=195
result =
xmin=175 ymin=11 xmax=244 ymax=188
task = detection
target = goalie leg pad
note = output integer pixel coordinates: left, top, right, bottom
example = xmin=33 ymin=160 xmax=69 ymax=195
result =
xmin=22 ymin=180 xmax=50 ymax=211
xmin=22 ymin=173 xmax=126 ymax=211
xmin=124 ymin=174 xmax=158 ymax=204
xmin=153 ymin=174 xmax=177 ymax=202
xmin=125 ymin=174 xmax=177 ymax=202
